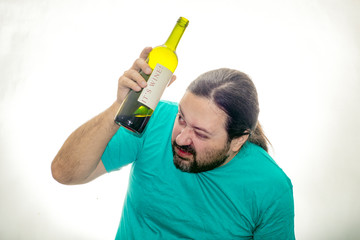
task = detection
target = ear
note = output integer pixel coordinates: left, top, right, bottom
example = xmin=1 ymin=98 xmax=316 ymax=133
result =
xmin=230 ymin=132 xmax=250 ymax=152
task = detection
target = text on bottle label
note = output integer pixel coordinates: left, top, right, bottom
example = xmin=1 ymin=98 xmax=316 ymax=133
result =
xmin=138 ymin=64 xmax=173 ymax=110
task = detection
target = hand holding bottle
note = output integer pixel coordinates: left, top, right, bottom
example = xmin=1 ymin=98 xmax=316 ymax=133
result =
xmin=115 ymin=17 xmax=188 ymax=134
xmin=116 ymin=47 xmax=152 ymax=105
xmin=116 ymin=47 xmax=177 ymax=106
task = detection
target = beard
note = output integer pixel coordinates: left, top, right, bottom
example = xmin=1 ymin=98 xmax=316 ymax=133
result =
xmin=172 ymin=140 xmax=231 ymax=173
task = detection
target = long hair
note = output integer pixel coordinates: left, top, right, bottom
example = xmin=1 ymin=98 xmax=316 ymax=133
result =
xmin=187 ymin=68 xmax=270 ymax=152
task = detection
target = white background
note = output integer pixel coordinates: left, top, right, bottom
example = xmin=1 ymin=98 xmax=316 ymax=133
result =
xmin=1 ymin=0 xmax=360 ymax=239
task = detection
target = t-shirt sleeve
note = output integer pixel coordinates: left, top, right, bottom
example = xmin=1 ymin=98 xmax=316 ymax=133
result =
xmin=253 ymin=182 xmax=295 ymax=239
xmin=101 ymin=126 xmax=143 ymax=172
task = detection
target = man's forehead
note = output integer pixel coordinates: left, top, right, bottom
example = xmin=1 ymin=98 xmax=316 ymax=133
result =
xmin=178 ymin=105 xmax=213 ymax=135
xmin=178 ymin=92 xmax=228 ymax=134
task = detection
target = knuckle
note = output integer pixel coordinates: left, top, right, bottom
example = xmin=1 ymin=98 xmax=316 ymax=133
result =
xmin=122 ymin=71 xmax=129 ymax=78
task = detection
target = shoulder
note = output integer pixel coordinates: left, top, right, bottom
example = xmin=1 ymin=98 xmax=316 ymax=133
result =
xmin=236 ymin=142 xmax=293 ymax=189
xmin=142 ymin=100 xmax=178 ymax=137
xmin=154 ymin=100 xmax=178 ymax=115
xmin=147 ymin=100 xmax=178 ymax=126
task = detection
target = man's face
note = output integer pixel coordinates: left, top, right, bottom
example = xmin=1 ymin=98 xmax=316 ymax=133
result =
xmin=171 ymin=92 xmax=238 ymax=173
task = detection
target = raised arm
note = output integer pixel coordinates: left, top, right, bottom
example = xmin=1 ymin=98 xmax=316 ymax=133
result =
xmin=51 ymin=47 xmax=153 ymax=185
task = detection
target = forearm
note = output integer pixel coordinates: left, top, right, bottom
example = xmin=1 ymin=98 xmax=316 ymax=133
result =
xmin=51 ymin=101 xmax=120 ymax=185
xmin=52 ymin=47 xmax=153 ymax=185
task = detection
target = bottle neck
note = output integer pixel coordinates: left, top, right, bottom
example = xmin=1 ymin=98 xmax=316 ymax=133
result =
xmin=164 ymin=17 xmax=189 ymax=51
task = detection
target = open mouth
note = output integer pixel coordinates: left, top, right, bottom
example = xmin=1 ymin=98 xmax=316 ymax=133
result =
xmin=175 ymin=146 xmax=193 ymax=159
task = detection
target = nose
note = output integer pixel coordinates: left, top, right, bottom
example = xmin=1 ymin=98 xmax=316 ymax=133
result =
xmin=175 ymin=126 xmax=193 ymax=146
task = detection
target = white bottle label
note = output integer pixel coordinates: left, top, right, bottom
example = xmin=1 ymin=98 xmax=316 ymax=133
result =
xmin=137 ymin=63 xmax=173 ymax=110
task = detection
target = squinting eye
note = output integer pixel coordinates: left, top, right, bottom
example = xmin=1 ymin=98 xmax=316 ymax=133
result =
xmin=195 ymin=132 xmax=208 ymax=139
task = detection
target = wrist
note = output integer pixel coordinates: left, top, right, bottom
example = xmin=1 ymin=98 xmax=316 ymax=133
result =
xmin=103 ymin=101 xmax=121 ymax=132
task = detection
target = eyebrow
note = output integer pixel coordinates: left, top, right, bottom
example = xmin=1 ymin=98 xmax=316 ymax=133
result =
xmin=178 ymin=105 xmax=213 ymax=136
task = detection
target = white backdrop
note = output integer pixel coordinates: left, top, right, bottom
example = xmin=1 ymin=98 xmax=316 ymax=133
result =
xmin=1 ymin=0 xmax=360 ymax=239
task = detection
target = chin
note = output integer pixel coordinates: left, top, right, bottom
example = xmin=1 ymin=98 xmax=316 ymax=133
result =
xmin=173 ymin=155 xmax=192 ymax=173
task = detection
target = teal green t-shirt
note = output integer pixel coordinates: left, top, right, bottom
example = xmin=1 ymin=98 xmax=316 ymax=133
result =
xmin=102 ymin=101 xmax=295 ymax=239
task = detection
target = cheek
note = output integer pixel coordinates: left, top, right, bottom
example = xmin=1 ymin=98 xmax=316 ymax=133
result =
xmin=190 ymin=140 xmax=205 ymax=154
xmin=171 ymin=123 xmax=181 ymax=142
xmin=194 ymin=141 xmax=223 ymax=158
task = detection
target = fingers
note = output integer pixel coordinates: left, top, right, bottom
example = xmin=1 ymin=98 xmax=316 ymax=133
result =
xmin=139 ymin=46 xmax=152 ymax=59
xmin=121 ymin=69 xmax=147 ymax=92
xmin=132 ymin=47 xmax=152 ymax=73
xmin=125 ymin=47 xmax=153 ymax=89
xmin=117 ymin=47 xmax=154 ymax=104
xmin=117 ymin=47 xmax=177 ymax=105
xmin=125 ymin=48 xmax=152 ymax=94
xmin=132 ymin=58 xmax=152 ymax=76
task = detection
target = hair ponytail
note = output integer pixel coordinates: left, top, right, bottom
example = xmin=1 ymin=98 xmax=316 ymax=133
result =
xmin=248 ymin=122 xmax=270 ymax=152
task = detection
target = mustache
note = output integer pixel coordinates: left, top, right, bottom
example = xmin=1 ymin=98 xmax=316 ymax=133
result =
xmin=173 ymin=141 xmax=196 ymax=155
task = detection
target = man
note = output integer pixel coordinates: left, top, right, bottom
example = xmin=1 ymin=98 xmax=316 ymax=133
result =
xmin=52 ymin=47 xmax=295 ymax=239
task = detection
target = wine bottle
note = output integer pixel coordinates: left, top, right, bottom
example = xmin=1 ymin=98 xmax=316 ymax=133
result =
xmin=114 ymin=17 xmax=189 ymax=134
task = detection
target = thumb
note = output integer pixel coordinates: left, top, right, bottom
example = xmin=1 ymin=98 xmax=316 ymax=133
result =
xmin=167 ymin=75 xmax=177 ymax=87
